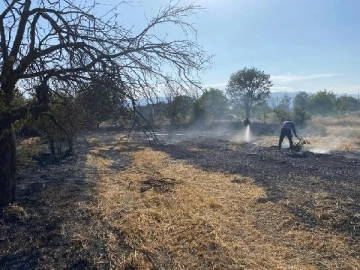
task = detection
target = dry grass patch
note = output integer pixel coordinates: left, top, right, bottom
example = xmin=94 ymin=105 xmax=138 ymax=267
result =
xmin=255 ymin=133 xmax=359 ymax=152
xmin=17 ymin=137 xmax=47 ymax=164
xmin=312 ymin=116 xmax=360 ymax=127
xmin=87 ymin=140 xmax=359 ymax=269
xmin=307 ymin=117 xmax=360 ymax=151
xmin=253 ymin=116 xmax=360 ymax=151
xmin=305 ymin=136 xmax=359 ymax=152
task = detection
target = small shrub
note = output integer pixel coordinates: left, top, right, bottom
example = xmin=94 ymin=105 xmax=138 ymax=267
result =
xmin=273 ymin=108 xmax=292 ymax=123
xmin=293 ymin=107 xmax=312 ymax=126
xmin=292 ymin=137 xmax=310 ymax=152
xmin=17 ymin=137 xmax=46 ymax=164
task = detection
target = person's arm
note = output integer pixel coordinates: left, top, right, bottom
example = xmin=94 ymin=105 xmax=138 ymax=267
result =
xmin=292 ymin=123 xmax=298 ymax=137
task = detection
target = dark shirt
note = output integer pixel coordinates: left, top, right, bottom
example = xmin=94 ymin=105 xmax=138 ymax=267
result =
xmin=243 ymin=119 xmax=250 ymax=126
xmin=281 ymin=121 xmax=297 ymax=135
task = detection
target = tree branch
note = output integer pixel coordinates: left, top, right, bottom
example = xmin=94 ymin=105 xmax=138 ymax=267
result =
xmin=9 ymin=0 xmax=31 ymax=60
xmin=0 ymin=103 xmax=50 ymax=132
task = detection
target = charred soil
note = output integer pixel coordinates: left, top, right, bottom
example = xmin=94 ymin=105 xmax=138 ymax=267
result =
xmin=1 ymin=129 xmax=359 ymax=269
xmin=153 ymin=138 xmax=360 ymax=239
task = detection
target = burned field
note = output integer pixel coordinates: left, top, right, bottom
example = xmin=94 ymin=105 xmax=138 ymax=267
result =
xmin=153 ymin=138 xmax=360 ymax=239
xmin=1 ymin=129 xmax=360 ymax=269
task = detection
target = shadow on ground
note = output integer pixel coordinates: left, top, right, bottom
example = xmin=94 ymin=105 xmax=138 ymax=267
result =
xmin=0 ymin=134 xmax=131 ymax=270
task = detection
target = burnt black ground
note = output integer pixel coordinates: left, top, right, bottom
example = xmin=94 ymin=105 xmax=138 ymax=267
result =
xmin=0 ymin=134 xmax=132 ymax=270
xmin=152 ymin=138 xmax=360 ymax=243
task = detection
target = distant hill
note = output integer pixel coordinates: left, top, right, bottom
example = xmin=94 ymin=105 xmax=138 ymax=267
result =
xmin=269 ymin=92 xmax=300 ymax=101
xmin=136 ymin=91 xmax=359 ymax=106
xmin=270 ymin=91 xmax=359 ymax=100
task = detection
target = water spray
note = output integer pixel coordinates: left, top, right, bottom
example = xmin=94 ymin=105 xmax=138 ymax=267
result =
xmin=243 ymin=118 xmax=251 ymax=142
xmin=245 ymin=125 xmax=251 ymax=142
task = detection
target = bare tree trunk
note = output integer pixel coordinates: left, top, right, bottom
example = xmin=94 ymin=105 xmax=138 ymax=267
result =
xmin=65 ymin=138 xmax=74 ymax=157
xmin=245 ymin=106 xmax=251 ymax=119
xmin=48 ymin=136 xmax=55 ymax=155
xmin=0 ymin=130 xmax=17 ymax=206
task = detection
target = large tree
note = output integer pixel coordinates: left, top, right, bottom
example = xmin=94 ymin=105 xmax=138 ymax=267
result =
xmin=226 ymin=67 xmax=272 ymax=118
xmin=0 ymin=0 xmax=210 ymax=206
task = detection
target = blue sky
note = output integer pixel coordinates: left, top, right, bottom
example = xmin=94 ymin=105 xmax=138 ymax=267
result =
xmin=2 ymin=0 xmax=360 ymax=94
xmin=106 ymin=0 xmax=360 ymax=94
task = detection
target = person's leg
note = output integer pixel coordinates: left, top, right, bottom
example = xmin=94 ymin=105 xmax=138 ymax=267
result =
xmin=285 ymin=130 xmax=294 ymax=149
xmin=278 ymin=129 xmax=286 ymax=149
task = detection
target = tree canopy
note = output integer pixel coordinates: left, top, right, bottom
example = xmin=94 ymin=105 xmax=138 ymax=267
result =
xmin=167 ymin=95 xmax=194 ymax=125
xmin=0 ymin=0 xmax=211 ymax=206
xmin=0 ymin=0 xmax=210 ymax=130
xmin=293 ymin=91 xmax=311 ymax=110
xmin=76 ymin=74 xmax=127 ymax=128
xmin=309 ymin=90 xmax=337 ymax=115
xmin=226 ymin=67 xmax=272 ymax=118
xmin=193 ymin=88 xmax=228 ymax=122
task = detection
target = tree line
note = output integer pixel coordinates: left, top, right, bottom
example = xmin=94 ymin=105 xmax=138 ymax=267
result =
xmin=146 ymin=68 xmax=360 ymax=126
xmin=24 ymin=67 xmax=356 ymax=140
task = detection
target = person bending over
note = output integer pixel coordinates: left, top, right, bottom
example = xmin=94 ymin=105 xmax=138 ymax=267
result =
xmin=279 ymin=120 xmax=298 ymax=150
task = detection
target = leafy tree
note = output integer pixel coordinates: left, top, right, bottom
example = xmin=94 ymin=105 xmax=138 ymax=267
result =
xmin=273 ymin=106 xmax=311 ymax=126
xmin=293 ymin=91 xmax=311 ymax=110
xmin=226 ymin=67 xmax=272 ymax=118
xmin=277 ymin=94 xmax=292 ymax=111
xmin=193 ymin=99 xmax=205 ymax=123
xmin=154 ymin=102 xmax=169 ymax=124
xmin=273 ymin=108 xmax=292 ymax=123
xmin=309 ymin=90 xmax=336 ymax=115
xmin=335 ymin=95 xmax=359 ymax=114
xmin=139 ymin=101 xmax=169 ymax=125
xmin=32 ymin=95 xmax=84 ymax=155
xmin=0 ymin=1 xmax=210 ymax=206
xmin=291 ymin=92 xmax=312 ymax=125
xmin=193 ymin=88 xmax=228 ymax=122
xmin=272 ymin=94 xmax=292 ymax=123
xmin=292 ymin=107 xmax=311 ymax=126
xmin=168 ymin=95 xmax=194 ymax=125
xmin=77 ymin=74 xmax=127 ymax=128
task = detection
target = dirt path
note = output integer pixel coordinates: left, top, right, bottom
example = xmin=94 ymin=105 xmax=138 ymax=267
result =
xmin=1 ymin=130 xmax=359 ymax=269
